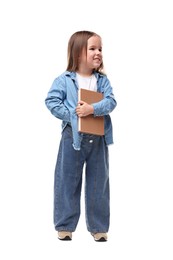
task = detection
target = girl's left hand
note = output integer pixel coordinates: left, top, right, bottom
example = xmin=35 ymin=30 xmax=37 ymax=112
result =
xmin=76 ymin=101 xmax=94 ymax=117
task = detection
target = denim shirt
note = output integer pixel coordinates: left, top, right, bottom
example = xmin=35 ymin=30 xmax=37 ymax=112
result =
xmin=45 ymin=71 xmax=117 ymax=150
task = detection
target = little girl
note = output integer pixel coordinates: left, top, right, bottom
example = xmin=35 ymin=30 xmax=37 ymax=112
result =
xmin=45 ymin=30 xmax=117 ymax=242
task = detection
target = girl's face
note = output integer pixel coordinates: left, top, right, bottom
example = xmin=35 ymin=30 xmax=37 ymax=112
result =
xmin=78 ymin=35 xmax=103 ymax=74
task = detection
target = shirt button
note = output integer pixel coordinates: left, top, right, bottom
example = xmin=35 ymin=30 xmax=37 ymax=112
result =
xmin=89 ymin=140 xmax=93 ymax=143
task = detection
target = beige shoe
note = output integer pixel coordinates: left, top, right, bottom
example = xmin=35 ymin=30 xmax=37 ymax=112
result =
xmin=91 ymin=233 xmax=108 ymax=242
xmin=58 ymin=231 xmax=72 ymax=241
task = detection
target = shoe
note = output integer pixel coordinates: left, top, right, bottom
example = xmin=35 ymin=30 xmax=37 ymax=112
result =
xmin=58 ymin=231 xmax=72 ymax=241
xmin=91 ymin=233 xmax=108 ymax=242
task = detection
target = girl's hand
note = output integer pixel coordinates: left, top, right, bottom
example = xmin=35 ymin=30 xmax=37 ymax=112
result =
xmin=76 ymin=101 xmax=94 ymax=117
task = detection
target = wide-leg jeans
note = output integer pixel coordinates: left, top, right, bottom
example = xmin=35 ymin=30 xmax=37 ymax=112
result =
xmin=54 ymin=125 xmax=110 ymax=233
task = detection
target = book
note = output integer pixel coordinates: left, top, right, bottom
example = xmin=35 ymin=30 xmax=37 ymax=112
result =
xmin=78 ymin=88 xmax=104 ymax=135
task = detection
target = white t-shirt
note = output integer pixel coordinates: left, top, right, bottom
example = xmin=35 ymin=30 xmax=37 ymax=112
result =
xmin=76 ymin=73 xmax=97 ymax=92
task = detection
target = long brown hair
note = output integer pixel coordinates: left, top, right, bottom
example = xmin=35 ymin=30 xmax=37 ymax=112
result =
xmin=66 ymin=30 xmax=104 ymax=73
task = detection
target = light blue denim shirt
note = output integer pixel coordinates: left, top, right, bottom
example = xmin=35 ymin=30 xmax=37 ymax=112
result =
xmin=45 ymin=71 xmax=117 ymax=150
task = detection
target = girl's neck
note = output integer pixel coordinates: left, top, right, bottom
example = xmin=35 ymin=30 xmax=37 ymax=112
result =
xmin=76 ymin=68 xmax=93 ymax=78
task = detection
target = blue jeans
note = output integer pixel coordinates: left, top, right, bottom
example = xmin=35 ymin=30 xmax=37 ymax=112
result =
xmin=54 ymin=125 xmax=110 ymax=233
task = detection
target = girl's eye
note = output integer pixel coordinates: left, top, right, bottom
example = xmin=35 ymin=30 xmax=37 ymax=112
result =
xmin=89 ymin=47 xmax=102 ymax=52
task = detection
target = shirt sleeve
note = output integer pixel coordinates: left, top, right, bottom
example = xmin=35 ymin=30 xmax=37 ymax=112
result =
xmin=45 ymin=77 xmax=70 ymax=122
xmin=93 ymin=76 xmax=117 ymax=116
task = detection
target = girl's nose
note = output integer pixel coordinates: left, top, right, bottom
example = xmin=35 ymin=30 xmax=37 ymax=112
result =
xmin=95 ymin=49 xmax=101 ymax=54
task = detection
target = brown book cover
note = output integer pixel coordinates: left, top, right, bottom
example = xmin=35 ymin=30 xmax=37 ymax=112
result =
xmin=78 ymin=88 xmax=104 ymax=135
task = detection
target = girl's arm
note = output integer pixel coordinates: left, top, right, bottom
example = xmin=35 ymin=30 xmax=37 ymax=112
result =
xmin=93 ymin=77 xmax=117 ymax=116
xmin=45 ymin=78 xmax=70 ymax=122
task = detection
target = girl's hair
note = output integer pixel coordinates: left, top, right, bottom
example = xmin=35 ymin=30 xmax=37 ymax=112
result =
xmin=66 ymin=30 xmax=104 ymax=73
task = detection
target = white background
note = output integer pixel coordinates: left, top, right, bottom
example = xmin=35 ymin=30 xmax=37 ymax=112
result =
xmin=0 ymin=0 xmax=173 ymax=259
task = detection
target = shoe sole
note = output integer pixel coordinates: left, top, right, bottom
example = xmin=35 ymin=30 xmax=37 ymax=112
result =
xmin=94 ymin=237 xmax=107 ymax=242
xmin=58 ymin=236 xmax=72 ymax=241
xmin=91 ymin=233 xmax=107 ymax=242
